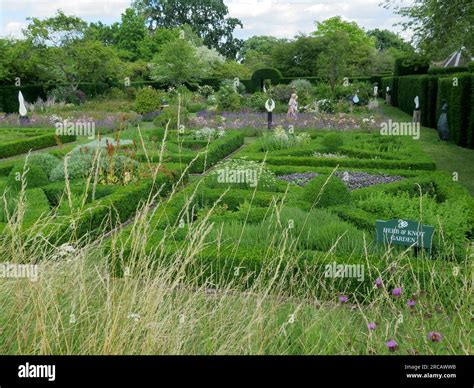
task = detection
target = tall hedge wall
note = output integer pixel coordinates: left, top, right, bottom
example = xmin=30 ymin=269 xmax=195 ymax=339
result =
xmin=436 ymin=74 xmax=473 ymax=148
xmin=381 ymin=77 xmax=399 ymax=106
xmin=395 ymin=75 xmax=438 ymax=128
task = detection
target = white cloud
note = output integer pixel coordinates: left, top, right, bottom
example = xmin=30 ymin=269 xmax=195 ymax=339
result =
xmin=0 ymin=0 xmax=412 ymax=41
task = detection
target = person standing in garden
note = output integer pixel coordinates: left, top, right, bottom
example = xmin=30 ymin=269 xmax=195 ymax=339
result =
xmin=287 ymin=93 xmax=298 ymax=119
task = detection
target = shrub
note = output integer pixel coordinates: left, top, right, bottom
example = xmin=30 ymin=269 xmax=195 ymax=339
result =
xmin=198 ymin=85 xmax=215 ymax=98
xmin=134 ymin=87 xmax=165 ymax=114
xmin=206 ymin=158 xmax=278 ymax=191
xmin=242 ymin=92 xmax=268 ymax=112
xmin=153 ymin=105 xmax=188 ymax=130
xmin=215 ymin=83 xmax=242 ymax=112
xmin=289 ymin=79 xmax=313 ymax=105
xmin=321 ymin=133 xmax=344 ymax=153
xmin=318 ymin=99 xmax=336 ymax=113
xmin=261 ymin=126 xmax=311 ymax=151
xmin=48 ymin=86 xmax=86 ymax=105
xmin=28 ymin=153 xmax=60 ymax=177
xmin=301 ymin=175 xmax=351 ymax=208
xmin=268 ymin=84 xmax=292 ymax=103
xmin=7 ymin=163 xmax=49 ymax=191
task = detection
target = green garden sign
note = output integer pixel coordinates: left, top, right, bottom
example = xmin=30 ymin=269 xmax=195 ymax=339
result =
xmin=375 ymin=219 xmax=434 ymax=250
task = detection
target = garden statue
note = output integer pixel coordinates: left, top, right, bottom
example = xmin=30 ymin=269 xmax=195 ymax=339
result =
xmin=385 ymin=86 xmax=391 ymax=105
xmin=18 ymin=91 xmax=29 ymax=124
xmin=413 ymin=95 xmax=421 ymax=123
xmin=265 ymin=98 xmax=275 ymax=129
xmin=437 ymin=100 xmax=449 ymax=141
xmin=373 ymin=85 xmax=378 ymax=97
xmin=287 ymin=93 xmax=298 ymax=119
xmin=352 ymin=92 xmax=360 ymax=104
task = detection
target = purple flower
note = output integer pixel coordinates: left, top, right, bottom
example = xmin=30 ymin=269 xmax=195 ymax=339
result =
xmin=367 ymin=322 xmax=377 ymax=330
xmin=375 ymin=277 xmax=383 ymax=288
xmin=392 ymin=287 xmax=402 ymax=297
xmin=427 ymin=332 xmax=443 ymax=343
xmin=338 ymin=295 xmax=348 ymax=304
xmin=385 ymin=339 xmax=398 ymax=352
xmin=407 ymin=299 xmax=416 ymax=308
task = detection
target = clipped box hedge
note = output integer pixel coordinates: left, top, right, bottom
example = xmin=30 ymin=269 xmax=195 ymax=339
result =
xmin=0 ymin=134 xmax=76 ymax=159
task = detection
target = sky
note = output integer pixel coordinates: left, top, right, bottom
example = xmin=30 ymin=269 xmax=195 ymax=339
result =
xmin=0 ymin=0 xmax=412 ymax=41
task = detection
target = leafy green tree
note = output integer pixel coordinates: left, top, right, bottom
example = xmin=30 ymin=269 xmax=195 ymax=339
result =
xmin=271 ymin=35 xmax=323 ymax=76
xmin=24 ymin=11 xmax=123 ymax=90
xmin=210 ymin=60 xmax=252 ymax=79
xmin=0 ymin=38 xmax=45 ymax=84
xmin=150 ymin=38 xmax=204 ymax=86
xmin=114 ymin=8 xmax=147 ymax=60
xmin=313 ymin=17 xmax=376 ymax=77
xmin=367 ymin=28 xmax=413 ymax=52
xmin=138 ymin=28 xmax=179 ymax=60
xmin=132 ymin=0 xmax=243 ymax=58
xmin=383 ymin=0 xmax=473 ymax=59
xmin=315 ymin=31 xmax=350 ymax=91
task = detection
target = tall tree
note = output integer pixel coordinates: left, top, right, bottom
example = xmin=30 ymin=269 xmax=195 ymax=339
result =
xmin=24 ymin=11 xmax=123 ymax=89
xmin=313 ymin=17 xmax=376 ymax=76
xmin=150 ymin=38 xmax=204 ymax=86
xmin=132 ymin=0 xmax=243 ymax=58
xmin=383 ymin=0 xmax=473 ymax=59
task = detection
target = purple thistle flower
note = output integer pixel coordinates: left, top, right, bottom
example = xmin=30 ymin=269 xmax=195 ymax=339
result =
xmin=392 ymin=287 xmax=402 ymax=297
xmin=375 ymin=277 xmax=383 ymax=288
xmin=407 ymin=299 xmax=416 ymax=308
xmin=367 ymin=322 xmax=377 ymax=330
xmin=338 ymin=295 xmax=348 ymax=304
xmin=427 ymin=332 xmax=443 ymax=342
xmin=385 ymin=339 xmax=398 ymax=352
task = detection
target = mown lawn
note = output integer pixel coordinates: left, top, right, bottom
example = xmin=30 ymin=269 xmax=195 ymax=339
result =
xmin=381 ymin=103 xmax=474 ymax=195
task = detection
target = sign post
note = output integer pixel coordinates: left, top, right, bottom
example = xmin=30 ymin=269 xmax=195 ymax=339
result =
xmin=375 ymin=219 xmax=434 ymax=254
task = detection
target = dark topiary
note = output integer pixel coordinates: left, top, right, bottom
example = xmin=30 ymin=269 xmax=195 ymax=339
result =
xmin=250 ymin=68 xmax=283 ymax=92
xmin=7 ymin=163 xmax=49 ymax=191
xmin=302 ymin=175 xmax=351 ymax=208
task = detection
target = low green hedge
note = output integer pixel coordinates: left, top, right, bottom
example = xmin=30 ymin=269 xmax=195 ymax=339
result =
xmin=0 ymin=134 xmax=76 ymax=159
xmin=242 ymin=154 xmax=436 ymax=171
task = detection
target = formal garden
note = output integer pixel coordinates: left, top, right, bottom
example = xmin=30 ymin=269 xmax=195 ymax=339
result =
xmin=0 ymin=1 xmax=472 ymax=356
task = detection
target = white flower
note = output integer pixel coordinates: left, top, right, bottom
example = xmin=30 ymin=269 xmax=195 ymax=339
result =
xmin=128 ymin=313 xmax=140 ymax=322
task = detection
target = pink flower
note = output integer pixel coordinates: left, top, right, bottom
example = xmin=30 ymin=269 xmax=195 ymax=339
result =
xmin=338 ymin=295 xmax=348 ymax=304
xmin=407 ymin=299 xmax=416 ymax=308
xmin=427 ymin=332 xmax=443 ymax=342
xmin=375 ymin=277 xmax=383 ymax=288
xmin=367 ymin=322 xmax=377 ymax=330
xmin=385 ymin=339 xmax=398 ymax=352
xmin=392 ymin=287 xmax=402 ymax=297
